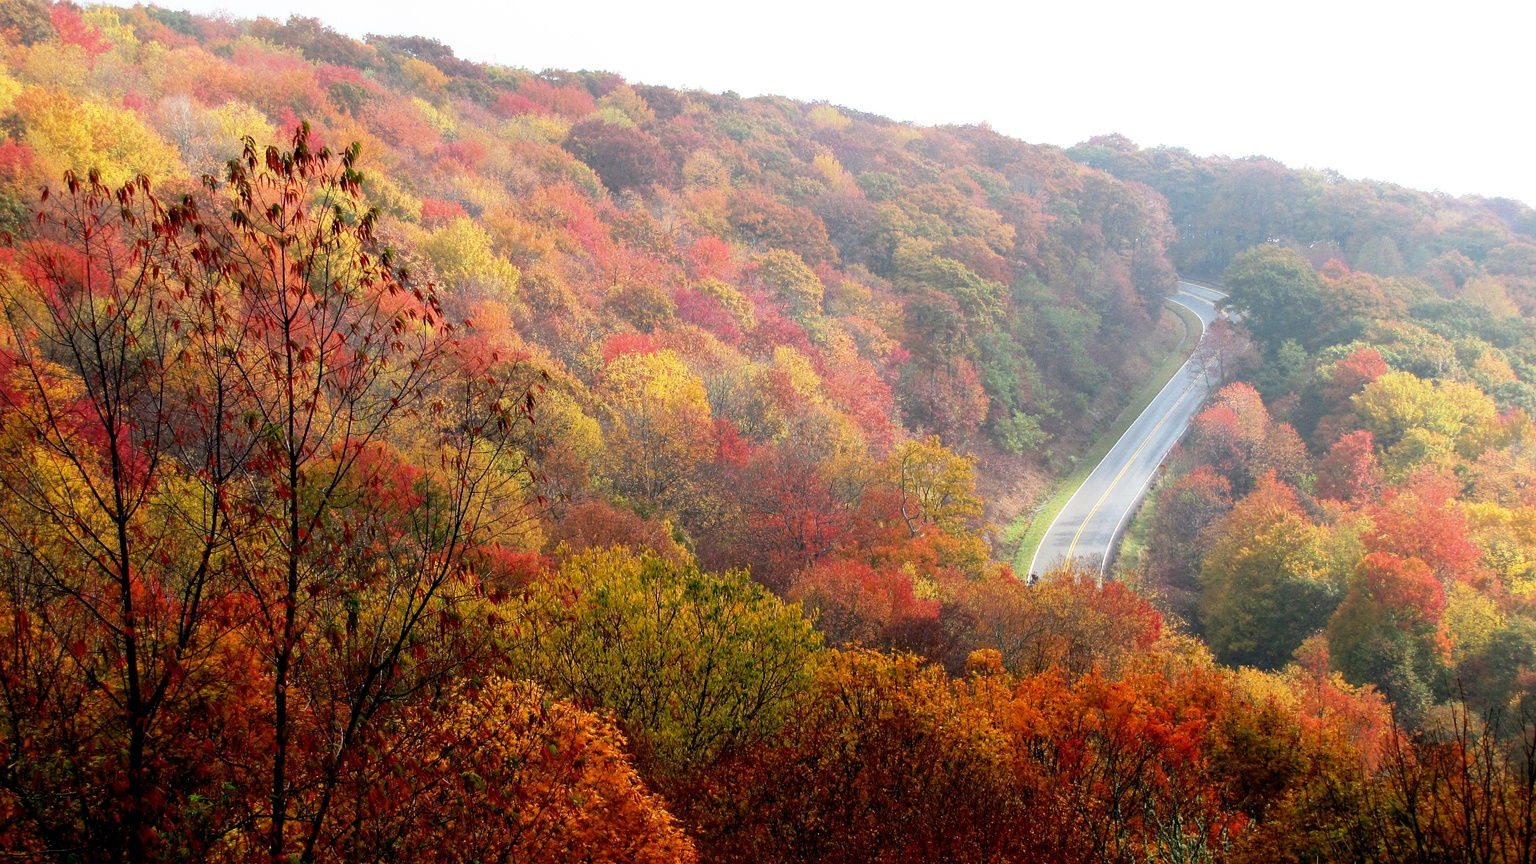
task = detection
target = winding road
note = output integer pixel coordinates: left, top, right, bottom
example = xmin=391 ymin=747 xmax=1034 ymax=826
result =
xmin=1027 ymin=282 xmax=1226 ymax=578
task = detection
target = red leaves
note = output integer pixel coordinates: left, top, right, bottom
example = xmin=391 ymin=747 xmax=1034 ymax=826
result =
xmin=696 ymin=649 xmax=1317 ymax=864
xmin=0 ymin=138 xmax=33 ymax=185
xmin=1315 ymin=430 xmax=1384 ymax=503
xmin=672 ymin=286 xmax=742 ymax=344
xmin=545 ymin=499 xmax=690 ymax=566
xmin=1185 ymin=382 xmax=1306 ymax=492
xmin=684 ymin=235 xmax=740 ymax=283
xmin=493 ymin=92 xmax=551 ymax=118
xmin=437 ymin=140 xmax=486 ymax=171
xmin=787 ymin=559 xmax=940 ymax=652
xmin=563 ymin=120 xmax=672 ymax=193
xmin=958 ymin=565 xmax=1163 ymax=678
xmin=600 ymin=331 xmax=660 ymax=363
xmin=507 ymin=79 xmax=597 ymax=118
xmin=1325 ymin=346 xmax=1389 ymax=407
xmin=1364 ymin=471 xmax=1482 ymax=582
xmin=419 ymin=197 xmax=468 ymax=226
xmin=1351 ymin=552 xmax=1445 ymax=632
xmin=51 ymin=5 xmax=112 ymax=57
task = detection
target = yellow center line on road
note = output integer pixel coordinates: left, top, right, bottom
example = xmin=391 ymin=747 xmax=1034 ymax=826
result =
xmin=1063 ymin=374 xmax=1203 ymax=562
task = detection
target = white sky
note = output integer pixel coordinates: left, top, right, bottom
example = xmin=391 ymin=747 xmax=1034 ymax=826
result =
xmin=174 ymin=0 xmax=1535 ymax=207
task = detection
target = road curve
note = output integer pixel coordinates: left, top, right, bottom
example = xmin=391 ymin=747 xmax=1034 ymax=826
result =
xmin=1027 ymin=282 xmax=1226 ymax=578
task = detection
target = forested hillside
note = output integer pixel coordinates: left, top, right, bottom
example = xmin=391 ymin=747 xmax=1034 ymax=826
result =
xmin=3 ymin=3 xmax=1536 ymax=862
xmin=1070 ymin=133 xmax=1536 ymax=293
xmin=1139 ymin=239 xmax=1536 ymax=711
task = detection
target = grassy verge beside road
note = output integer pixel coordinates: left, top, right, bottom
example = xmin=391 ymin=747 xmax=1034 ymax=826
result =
xmin=1112 ymin=479 xmax=1160 ymax=579
xmin=1006 ymin=299 xmax=1204 ymax=573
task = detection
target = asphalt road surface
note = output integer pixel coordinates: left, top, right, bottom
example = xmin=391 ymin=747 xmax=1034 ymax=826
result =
xmin=1027 ymin=282 xmax=1226 ymax=578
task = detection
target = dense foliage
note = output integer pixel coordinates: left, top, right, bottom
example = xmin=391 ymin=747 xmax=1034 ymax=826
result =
xmin=1069 ymin=133 xmax=1536 ymax=293
xmin=1139 ymin=241 xmax=1536 ymax=775
xmin=2 ymin=3 xmax=1536 ymax=862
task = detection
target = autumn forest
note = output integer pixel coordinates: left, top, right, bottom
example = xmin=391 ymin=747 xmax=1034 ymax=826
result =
xmin=2 ymin=3 xmax=1536 ymax=862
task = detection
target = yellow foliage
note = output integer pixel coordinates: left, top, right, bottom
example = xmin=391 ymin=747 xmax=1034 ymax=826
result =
xmin=449 ymin=169 xmax=513 ymax=213
xmin=695 ymin=278 xmax=756 ymax=330
xmin=1464 ymin=501 xmax=1536 ymax=594
xmin=1443 ymin=583 xmax=1504 ymax=663
xmin=598 ymin=350 xmax=715 ymax=509
xmin=682 ymin=149 xmax=731 ymax=190
xmin=1460 ymin=276 xmax=1520 ymax=317
xmin=827 ymin=278 xmax=873 ymax=317
xmin=16 ymin=88 xmax=186 ymax=186
xmin=755 ymin=249 xmax=824 ymax=321
xmin=421 ymin=217 xmax=520 ymax=294
xmin=886 ymin=435 xmax=985 ymax=537
xmin=482 ymin=209 xmax=558 ymax=263
xmin=1351 ymin=370 xmax=1497 ymax=458
xmin=597 ymin=85 xmax=654 ymax=126
xmin=535 ymin=387 xmax=604 ymax=467
xmin=1472 ymin=351 xmax=1518 ymax=386
xmin=1382 ymin=427 xmax=1459 ymax=480
xmin=400 ymin=57 xmax=448 ymax=94
xmin=18 ymin=44 xmax=92 ymax=91
xmin=500 ymin=113 xmax=572 ymax=145
xmin=806 ymin=104 xmax=851 ymax=130
xmin=207 ymin=101 xmax=276 ymax=155
xmin=812 ymin=152 xmax=855 ymax=194
xmin=590 ymin=106 xmax=637 ymax=129
xmin=771 ymin=345 xmax=825 ymax=405
xmin=684 ymin=186 xmax=731 ymax=236
xmin=0 ymin=68 xmax=22 ymax=113
xmin=81 ymin=8 xmax=139 ymax=52
xmin=411 ymin=96 xmax=457 ymax=137
xmin=361 ymin=170 xmax=423 ymax=221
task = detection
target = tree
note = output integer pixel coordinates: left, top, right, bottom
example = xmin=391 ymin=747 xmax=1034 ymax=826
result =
xmin=689 ymin=649 xmax=1039 ymax=864
xmin=15 ymin=89 xmax=186 ymax=187
xmin=1145 ymin=466 xmax=1234 ymax=623
xmin=1200 ymin=474 xmax=1343 ymax=669
xmin=563 ymin=119 xmax=672 ymax=193
xmin=885 ymin=435 xmax=984 ymax=539
xmin=0 ymin=0 xmax=51 ymax=45
xmin=721 ymin=415 xmax=868 ymax=589
xmin=786 ymin=558 xmax=944 ymax=657
xmin=1351 ymin=370 xmax=1496 ymax=463
xmin=337 ymin=678 xmax=698 ymax=864
xmin=0 ymin=169 xmax=250 ymax=861
xmin=1363 ymin=472 xmax=1483 ymax=582
xmin=1184 ymin=381 xmax=1306 ymax=494
xmin=1314 ymin=430 xmax=1384 ymax=503
xmin=898 ymin=354 xmax=989 ymax=447
xmin=1222 ymin=244 xmax=1321 ymax=355
xmin=1327 ymin=552 xmax=1446 ymax=726
xmin=0 ymin=127 xmax=549 ymax=861
xmin=510 ymin=547 xmax=822 ymax=778
xmin=753 ymin=249 xmax=824 ymax=325
xmin=956 ymin=563 xmax=1162 ymax=678
xmin=596 ymin=349 xmax=714 ymax=516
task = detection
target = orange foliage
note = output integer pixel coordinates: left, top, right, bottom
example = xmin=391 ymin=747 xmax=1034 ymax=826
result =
xmin=349 ymin=678 xmax=698 ymax=864
xmin=1365 ymin=472 xmax=1485 ymax=583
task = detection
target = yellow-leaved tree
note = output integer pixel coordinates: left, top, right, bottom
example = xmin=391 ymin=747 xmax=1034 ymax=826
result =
xmin=598 ymin=349 xmax=715 ymax=514
xmin=15 ymin=88 xmax=185 ymax=185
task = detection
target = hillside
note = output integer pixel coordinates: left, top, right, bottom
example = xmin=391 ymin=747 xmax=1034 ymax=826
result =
xmin=1070 ymin=134 xmax=1536 ymax=294
xmin=3 ymin=4 xmax=1536 ymax=862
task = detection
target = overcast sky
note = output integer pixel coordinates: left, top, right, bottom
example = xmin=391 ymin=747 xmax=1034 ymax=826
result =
xmin=173 ymin=0 xmax=1534 ymax=207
